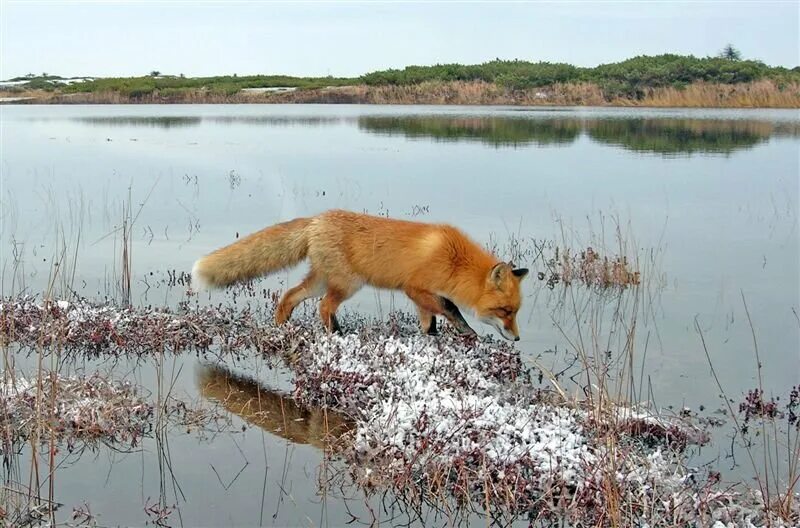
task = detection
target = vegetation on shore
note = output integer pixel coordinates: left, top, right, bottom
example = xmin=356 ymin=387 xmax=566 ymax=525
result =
xmin=9 ymin=79 xmax=799 ymax=108
xmin=3 ymin=52 xmax=799 ymax=107
xmin=362 ymin=54 xmax=800 ymax=97
xmin=60 ymin=74 xmax=354 ymax=97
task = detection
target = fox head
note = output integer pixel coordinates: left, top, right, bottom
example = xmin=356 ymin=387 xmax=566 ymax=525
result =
xmin=476 ymin=262 xmax=529 ymax=341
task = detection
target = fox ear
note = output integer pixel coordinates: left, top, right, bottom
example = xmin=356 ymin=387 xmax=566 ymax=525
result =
xmin=490 ymin=262 xmax=510 ymax=286
xmin=512 ymin=268 xmax=529 ymax=280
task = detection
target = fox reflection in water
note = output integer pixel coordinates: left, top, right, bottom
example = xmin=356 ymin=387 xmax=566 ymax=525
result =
xmin=196 ymin=364 xmax=353 ymax=449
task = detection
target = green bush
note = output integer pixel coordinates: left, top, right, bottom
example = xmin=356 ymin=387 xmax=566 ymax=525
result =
xmin=585 ymin=55 xmax=779 ymax=98
xmin=361 ymin=60 xmax=580 ymax=87
xmin=57 ymin=74 xmax=356 ymax=95
xmin=360 ymin=55 xmax=800 ymax=97
xmin=127 ymin=87 xmax=155 ymax=99
xmin=23 ymin=78 xmax=58 ymax=91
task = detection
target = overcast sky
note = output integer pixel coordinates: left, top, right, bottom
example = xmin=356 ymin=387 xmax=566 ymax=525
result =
xmin=1 ymin=1 xmax=797 ymax=79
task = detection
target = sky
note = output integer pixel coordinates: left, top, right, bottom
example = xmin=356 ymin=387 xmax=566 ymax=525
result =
xmin=1 ymin=1 xmax=798 ymax=79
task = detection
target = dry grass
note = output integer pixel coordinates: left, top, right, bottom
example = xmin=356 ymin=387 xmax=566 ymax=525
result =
xmin=641 ymin=80 xmax=800 ymax=108
xmin=273 ymin=80 xmax=609 ymax=106
xmin=6 ymin=79 xmax=798 ymax=108
xmin=538 ymin=246 xmax=641 ymax=290
xmin=276 ymin=79 xmax=800 ymax=108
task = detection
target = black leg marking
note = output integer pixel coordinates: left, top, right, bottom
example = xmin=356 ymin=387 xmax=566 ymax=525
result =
xmin=439 ymin=297 xmax=477 ymax=336
xmin=330 ymin=314 xmax=342 ymax=334
xmin=426 ymin=316 xmax=438 ymax=335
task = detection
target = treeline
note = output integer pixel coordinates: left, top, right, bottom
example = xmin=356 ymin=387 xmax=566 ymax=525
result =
xmin=361 ymin=55 xmax=800 ymax=98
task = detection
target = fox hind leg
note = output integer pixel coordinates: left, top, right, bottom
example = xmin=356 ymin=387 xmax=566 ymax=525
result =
xmin=320 ymin=289 xmax=345 ymax=333
xmin=275 ymin=270 xmax=325 ymax=325
xmin=319 ymin=281 xmax=360 ymax=333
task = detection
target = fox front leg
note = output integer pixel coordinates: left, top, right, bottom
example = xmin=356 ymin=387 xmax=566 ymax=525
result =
xmin=405 ymin=288 xmax=475 ymax=336
xmin=416 ymin=306 xmax=438 ymax=335
xmin=438 ymin=297 xmax=477 ymax=336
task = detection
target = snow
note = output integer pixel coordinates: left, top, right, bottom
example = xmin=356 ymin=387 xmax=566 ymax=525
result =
xmin=240 ymin=87 xmax=297 ymax=94
xmin=296 ymin=333 xmax=597 ymax=492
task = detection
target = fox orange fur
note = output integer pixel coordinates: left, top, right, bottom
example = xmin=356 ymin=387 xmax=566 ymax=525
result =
xmin=191 ymin=210 xmax=529 ymax=341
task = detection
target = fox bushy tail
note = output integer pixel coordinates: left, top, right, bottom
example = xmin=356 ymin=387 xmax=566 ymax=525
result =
xmin=191 ymin=217 xmax=311 ymax=290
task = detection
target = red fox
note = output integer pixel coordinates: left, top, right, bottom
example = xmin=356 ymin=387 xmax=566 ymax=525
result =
xmin=191 ymin=210 xmax=529 ymax=341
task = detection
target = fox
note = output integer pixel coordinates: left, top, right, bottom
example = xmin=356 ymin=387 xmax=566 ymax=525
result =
xmin=191 ymin=209 xmax=529 ymax=341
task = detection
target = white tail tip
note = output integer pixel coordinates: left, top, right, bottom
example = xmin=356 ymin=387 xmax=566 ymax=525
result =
xmin=191 ymin=260 xmax=209 ymax=293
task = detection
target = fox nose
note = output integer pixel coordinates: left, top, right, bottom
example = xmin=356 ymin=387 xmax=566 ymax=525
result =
xmin=514 ymin=336 xmax=520 ymax=342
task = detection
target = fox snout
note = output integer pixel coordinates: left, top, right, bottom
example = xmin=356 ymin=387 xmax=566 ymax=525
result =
xmin=481 ymin=315 xmax=521 ymax=342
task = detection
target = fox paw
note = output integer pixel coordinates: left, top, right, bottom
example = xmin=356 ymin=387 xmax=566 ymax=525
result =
xmin=275 ymin=310 xmax=290 ymax=326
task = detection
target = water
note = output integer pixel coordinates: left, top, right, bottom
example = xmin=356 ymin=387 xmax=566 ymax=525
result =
xmin=1 ymin=104 xmax=798 ymax=525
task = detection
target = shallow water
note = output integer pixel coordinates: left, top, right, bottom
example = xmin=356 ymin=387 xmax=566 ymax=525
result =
xmin=1 ymin=104 xmax=798 ymax=525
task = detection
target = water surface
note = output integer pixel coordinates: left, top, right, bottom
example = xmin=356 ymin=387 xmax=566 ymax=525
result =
xmin=1 ymin=104 xmax=798 ymax=526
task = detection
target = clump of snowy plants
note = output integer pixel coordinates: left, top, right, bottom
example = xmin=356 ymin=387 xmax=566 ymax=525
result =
xmin=293 ymin=332 xmax=799 ymax=527
xmin=0 ymin=372 xmax=152 ymax=450
xmin=0 ymin=296 xmax=307 ymax=359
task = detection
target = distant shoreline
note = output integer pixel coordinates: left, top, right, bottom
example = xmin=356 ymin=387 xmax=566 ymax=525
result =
xmin=3 ymin=80 xmax=798 ymax=108
xmin=4 ymin=54 xmax=799 ymax=108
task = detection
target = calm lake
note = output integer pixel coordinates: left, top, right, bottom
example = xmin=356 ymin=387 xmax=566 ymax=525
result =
xmin=1 ymin=104 xmax=798 ymax=526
